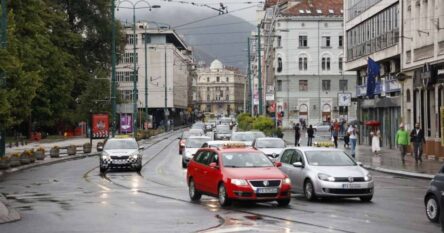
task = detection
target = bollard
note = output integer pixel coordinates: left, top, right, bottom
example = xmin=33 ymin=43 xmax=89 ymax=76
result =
xmin=441 ymin=191 xmax=444 ymax=232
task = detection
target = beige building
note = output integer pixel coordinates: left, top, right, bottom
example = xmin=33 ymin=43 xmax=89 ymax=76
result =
xmin=194 ymin=60 xmax=246 ymax=115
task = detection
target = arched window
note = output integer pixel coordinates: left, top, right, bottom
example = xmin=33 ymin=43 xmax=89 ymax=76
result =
xmin=277 ymin=57 xmax=283 ymax=72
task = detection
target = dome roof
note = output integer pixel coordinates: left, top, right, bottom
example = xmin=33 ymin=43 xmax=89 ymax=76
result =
xmin=210 ymin=59 xmax=223 ymax=71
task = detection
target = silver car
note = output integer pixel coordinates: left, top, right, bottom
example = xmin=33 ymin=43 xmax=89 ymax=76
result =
xmin=182 ymin=136 xmax=211 ymax=168
xmin=277 ymin=147 xmax=374 ymax=202
xmin=100 ymin=137 xmax=144 ymax=173
xmin=231 ymin=131 xmax=266 ymax=146
xmin=252 ymin=137 xmax=286 ymax=160
xmin=214 ymin=125 xmax=232 ymax=140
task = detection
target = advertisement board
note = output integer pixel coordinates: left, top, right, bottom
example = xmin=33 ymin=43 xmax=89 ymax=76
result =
xmin=92 ymin=114 xmax=109 ymax=139
xmin=120 ymin=114 xmax=133 ymax=134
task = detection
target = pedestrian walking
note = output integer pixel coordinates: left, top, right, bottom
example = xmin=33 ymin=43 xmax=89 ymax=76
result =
xmin=343 ymin=123 xmax=350 ymax=148
xmin=307 ymin=125 xmax=314 ymax=146
xmin=347 ymin=125 xmax=358 ymax=158
xmin=331 ymin=120 xmax=340 ymax=148
xmin=294 ymin=123 xmax=301 ymax=146
xmin=410 ymin=123 xmax=426 ymax=163
xmin=371 ymin=129 xmax=381 ymax=155
xmin=396 ymin=123 xmax=410 ymax=164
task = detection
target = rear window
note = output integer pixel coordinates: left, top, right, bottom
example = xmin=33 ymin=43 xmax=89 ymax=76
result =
xmin=216 ymin=125 xmax=231 ymax=133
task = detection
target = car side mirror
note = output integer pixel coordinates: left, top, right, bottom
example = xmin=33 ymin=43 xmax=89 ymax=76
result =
xmin=139 ymin=146 xmax=145 ymax=150
xmin=209 ymin=162 xmax=218 ymax=169
xmin=292 ymin=162 xmax=304 ymax=168
xmin=274 ymin=162 xmax=282 ymax=167
xmin=357 ymin=162 xmax=363 ymax=166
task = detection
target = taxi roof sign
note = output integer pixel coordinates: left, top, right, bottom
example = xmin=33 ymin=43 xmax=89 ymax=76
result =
xmin=221 ymin=143 xmax=247 ymax=149
xmin=115 ymin=134 xmax=131 ymax=139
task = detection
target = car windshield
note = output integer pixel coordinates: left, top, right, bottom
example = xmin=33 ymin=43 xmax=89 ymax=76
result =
xmin=216 ymin=126 xmax=231 ymax=133
xmin=222 ymin=152 xmax=273 ymax=168
xmin=186 ymin=138 xmax=210 ymax=148
xmin=192 ymin=123 xmax=204 ymax=129
xmin=231 ymin=133 xmax=255 ymax=141
xmin=255 ymin=139 xmax=285 ymax=148
xmin=189 ymin=129 xmax=203 ymax=136
xmin=305 ymin=151 xmax=356 ymax=166
xmin=220 ymin=118 xmax=231 ymax=124
xmin=104 ymin=140 xmax=138 ymax=150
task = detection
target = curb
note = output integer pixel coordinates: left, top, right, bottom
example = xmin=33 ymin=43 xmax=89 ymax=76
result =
xmin=363 ymin=164 xmax=434 ymax=180
xmin=0 ymin=193 xmax=21 ymax=224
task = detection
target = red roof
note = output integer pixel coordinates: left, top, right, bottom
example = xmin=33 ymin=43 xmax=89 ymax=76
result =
xmin=264 ymin=0 xmax=288 ymax=8
xmin=281 ymin=0 xmax=343 ymax=17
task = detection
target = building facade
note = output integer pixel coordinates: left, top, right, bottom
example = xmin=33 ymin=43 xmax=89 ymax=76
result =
xmin=401 ymin=0 xmax=444 ymax=157
xmin=194 ymin=60 xmax=246 ymax=116
xmin=116 ymin=22 xmax=194 ymax=129
xmin=344 ymin=0 xmax=402 ymax=148
xmin=259 ymin=0 xmax=357 ymax=128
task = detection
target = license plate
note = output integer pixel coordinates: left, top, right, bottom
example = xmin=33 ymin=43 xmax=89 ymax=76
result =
xmin=112 ymin=160 xmax=127 ymax=165
xmin=257 ymin=188 xmax=278 ymax=193
xmin=342 ymin=183 xmax=361 ymax=189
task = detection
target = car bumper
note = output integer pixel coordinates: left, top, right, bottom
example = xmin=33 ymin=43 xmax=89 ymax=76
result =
xmin=227 ymin=184 xmax=291 ymax=201
xmin=313 ymin=180 xmax=374 ymax=197
xmin=101 ymin=158 xmax=141 ymax=169
xmin=215 ymin=135 xmax=231 ymax=140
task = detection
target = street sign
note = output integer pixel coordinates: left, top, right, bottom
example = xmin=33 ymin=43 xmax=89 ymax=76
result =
xmin=338 ymin=93 xmax=352 ymax=106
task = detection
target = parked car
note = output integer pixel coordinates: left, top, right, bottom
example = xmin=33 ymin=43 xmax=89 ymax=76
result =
xmin=186 ymin=144 xmax=291 ymax=207
xmin=214 ymin=125 xmax=232 ymax=140
xmin=252 ymin=137 xmax=286 ymax=161
xmin=99 ymin=137 xmax=144 ymax=173
xmin=182 ymin=136 xmax=212 ymax=168
xmin=277 ymin=147 xmax=374 ymax=202
xmin=424 ymin=165 xmax=444 ymax=222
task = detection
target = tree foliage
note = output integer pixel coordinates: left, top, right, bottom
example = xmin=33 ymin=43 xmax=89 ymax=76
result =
xmin=0 ymin=0 xmax=123 ymax=134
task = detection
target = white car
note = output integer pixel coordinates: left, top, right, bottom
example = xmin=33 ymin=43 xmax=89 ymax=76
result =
xmin=182 ymin=136 xmax=211 ymax=168
xmin=230 ymin=131 xmax=266 ymax=146
xmin=277 ymin=147 xmax=374 ymax=202
xmin=100 ymin=137 xmax=144 ymax=173
xmin=252 ymin=137 xmax=286 ymax=160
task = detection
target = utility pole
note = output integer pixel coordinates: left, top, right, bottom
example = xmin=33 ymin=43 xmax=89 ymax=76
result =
xmin=144 ymin=27 xmax=148 ymax=130
xmin=0 ymin=0 xmax=7 ymax=158
xmin=164 ymin=46 xmax=168 ymax=131
xmin=257 ymin=24 xmax=263 ymax=115
xmin=247 ymin=37 xmax=252 ymax=115
xmin=111 ymin=0 xmax=117 ymax=137
xmin=132 ymin=6 xmax=138 ymax=137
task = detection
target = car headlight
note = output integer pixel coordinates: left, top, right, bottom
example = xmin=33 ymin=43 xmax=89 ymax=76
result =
xmin=231 ymin=179 xmax=249 ymax=186
xmin=101 ymin=152 xmax=110 ymax=160
xmin=131 ymin=152 xmax=140 ymax=159
xmin=283 ymin=177 xmax=291 ymax=185
xmin=318 ymin=173 xmax=335 ymax=182
xmin=364 ymin=174 xmax=372 ymax=181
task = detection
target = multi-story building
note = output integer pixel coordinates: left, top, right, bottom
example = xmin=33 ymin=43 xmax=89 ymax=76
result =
xmin=400 ymin=0 xmax=444 ymax=157
xmin=259 ymin=0 xmax=356 ymax=128
xmin=117 ymin=22 xmax=194 ymax=129
xmin=344 ymin=0 xmax=401 ymax=148
xmin=194 ymin=60 xmax=246 ymax=115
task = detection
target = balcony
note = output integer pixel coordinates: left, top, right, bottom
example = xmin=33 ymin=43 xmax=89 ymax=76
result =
xmin=356 ymin=79 xmax=401 ymax=97
xmin=347 ymin=29 xmax=399 ymax=61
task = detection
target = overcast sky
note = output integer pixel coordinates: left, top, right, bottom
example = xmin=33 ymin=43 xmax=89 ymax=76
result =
xmin=118 ymin=0 xmax=262 ymax=24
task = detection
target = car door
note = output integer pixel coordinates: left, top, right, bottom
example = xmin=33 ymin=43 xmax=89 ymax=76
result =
xmin=199 ymin=151 xmax=215 ymax=193
xmin=289 ymin=149 xmax=305 ymax=193
xmin=205 ymin=152 xmax=222 ymax=195
xmin=279 ymin=149 xmax=295 ymax=189
xmin=191 ymin=150 xmax=210 ymax=191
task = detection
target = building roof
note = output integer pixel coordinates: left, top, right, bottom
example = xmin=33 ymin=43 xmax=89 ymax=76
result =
xmin=264 ymin=0 xmax=288 ymax=8
xmin=210 ymin=59 xmax=224 ymax=71
xmin=281 ymin=0 xmax=343 ymax=17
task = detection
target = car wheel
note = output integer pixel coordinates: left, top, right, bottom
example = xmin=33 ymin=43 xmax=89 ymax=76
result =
xmin=304 ymin=180 xmax=317 ymax=201
xmin=277 ymin=199 xmax=291 ymax=207
xmin=100 ymin=167 xmax=107 ymax=173
xmin=188 ymin=179 xmax=201 ymax=201
xmin=425 ymin=194 xmax=440 ymax=223
xmin=360 ymin=195 xmax=373 ymax=202
xmin=218 ymin=183 xmax=232 ymax=207
xmin=135 ymin=163 xmax=142 ymax=173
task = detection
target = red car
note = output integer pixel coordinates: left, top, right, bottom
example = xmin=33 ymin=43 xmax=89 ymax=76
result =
xmin=186 ymin=144 xmax=292 ymax=207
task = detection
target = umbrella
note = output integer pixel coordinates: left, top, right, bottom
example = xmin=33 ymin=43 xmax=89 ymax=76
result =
xmin=365 ymin=120 xmax=381 ymax=127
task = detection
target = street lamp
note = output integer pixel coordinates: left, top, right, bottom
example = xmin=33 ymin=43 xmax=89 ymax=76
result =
xmin=117 ymin=0 xmax=160 ymax=137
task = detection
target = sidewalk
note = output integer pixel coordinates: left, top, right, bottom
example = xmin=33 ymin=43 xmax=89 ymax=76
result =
xmin=283 ymin=129 xmax=440 ymax=179
xmin=5 ymin=137 xmax=100 ymax=155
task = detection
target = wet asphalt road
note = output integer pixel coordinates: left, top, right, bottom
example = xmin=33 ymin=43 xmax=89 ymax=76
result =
xmin=0 ymin=131 xmax=441 ymax=233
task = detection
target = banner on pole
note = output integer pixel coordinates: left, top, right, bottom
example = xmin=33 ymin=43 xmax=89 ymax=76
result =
xmin=120 ymin=114 xmax=133 ymax=134
xmin=92 ymin=114 xmax=109 ymax=139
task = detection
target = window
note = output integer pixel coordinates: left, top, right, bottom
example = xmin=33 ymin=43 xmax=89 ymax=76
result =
xmin=226 ymin=77 xmax=229 ymax=82
xmin=277 ymin=80 xmax=282 ymax=91
xmin=339 ymin=57 xmax=343 ymax=71
xmin=216 ymin=76 xmax=220 ymax=82
xmin=277 ymin=57 xmax=282 ymax=72
xmin=142 ymin=34 xmax=151 ymax=44
xmin=281 ymin=150 xmax=294 ymax=164
xmin=299 ymin=57 xmax=308 ymax=71
xmin=207 ymin=95 xmax=210 ymax=101
xmin=299 ymin=80 xmax=308 ymax=91
xmin=226 ymin=95 xmax=229 ymax=101
xmin=406 ymin=89 xmax=411 ymax=102
xmin=339 ymin=36 xmax=343 ymax=47
xmin=339 ymin=80 xmax=348 ymax=91
xmin=207 ymin=77 xmax=209 ymax=82
xmin=119 ymin=52 xmax=138 ymax=64
xmin=322 ymin=80 xmax=331 ymax=91
xmin=322 ymin=36 xmax=331 ymax=47
xmin=322 ymin=57 xmax=331 ymax=71
xmin=277 ymin=36 xmax=281 ymax=47
xmin=127 ymin=34 xmax=138 ymax=45
xmin=299 ymin=36 xmax=308 ymax=47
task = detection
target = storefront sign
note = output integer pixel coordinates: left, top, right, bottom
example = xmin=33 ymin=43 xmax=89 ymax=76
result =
xmin=92 ymin=114 xmax=109 ymax=139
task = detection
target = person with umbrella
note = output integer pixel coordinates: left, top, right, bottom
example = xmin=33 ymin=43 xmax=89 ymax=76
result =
xmin=370 ymin=128 xmax=381 ymax=155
